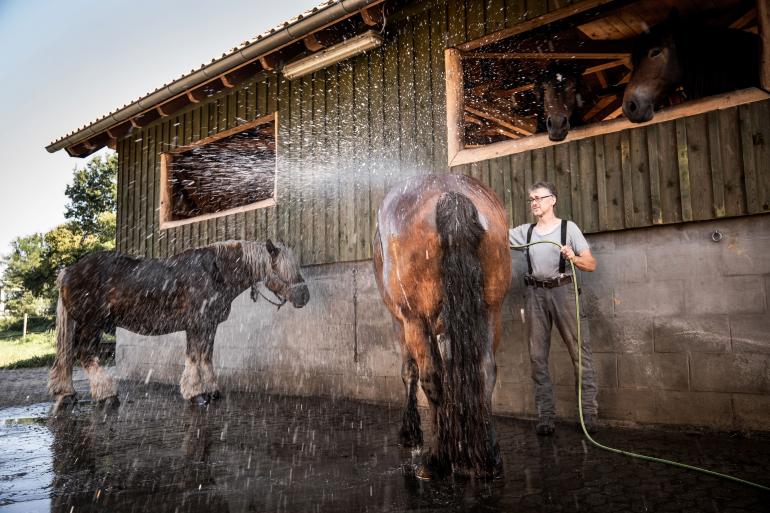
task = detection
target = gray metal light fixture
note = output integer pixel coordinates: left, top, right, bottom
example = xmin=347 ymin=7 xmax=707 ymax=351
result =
xmin=282 ymin=31 xmax=384 ymax=80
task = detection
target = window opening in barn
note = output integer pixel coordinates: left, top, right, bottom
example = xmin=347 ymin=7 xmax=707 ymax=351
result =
xmin=159 ymin=113 xmax=277 ymax=228
xmin=446 ymin=0 xmax=767 ymax=166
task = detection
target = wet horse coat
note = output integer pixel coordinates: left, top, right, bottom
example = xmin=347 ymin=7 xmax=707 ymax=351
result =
xmin=48 ymin=240 xmax=309 ymax=408
xmin=373 ymin=174 xmax=512 ymax=478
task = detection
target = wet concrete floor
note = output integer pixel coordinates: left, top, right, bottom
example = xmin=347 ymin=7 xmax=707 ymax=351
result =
xmin=1 ymin=371 xmax=769 ymax=513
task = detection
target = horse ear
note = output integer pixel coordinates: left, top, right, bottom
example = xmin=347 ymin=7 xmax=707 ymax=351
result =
xmin=265 ymin=239 xmax=280 ymax=259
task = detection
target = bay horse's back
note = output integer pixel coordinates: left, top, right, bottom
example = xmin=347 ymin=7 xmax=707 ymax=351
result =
xmin=373 ymin=173 xmax=512 ymax=478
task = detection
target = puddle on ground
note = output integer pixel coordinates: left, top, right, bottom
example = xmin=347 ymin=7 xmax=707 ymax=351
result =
xmin=1 ymin=382 xmax=768 ymax=512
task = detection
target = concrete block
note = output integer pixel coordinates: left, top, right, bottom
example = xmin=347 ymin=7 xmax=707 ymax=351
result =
xmin=597 ymin=388 xmax=656 ymax=423
xmin=491 ymin=381 xmax=532 ymax=415
xmin=654 ymin=391 xmax=733 ymax=429
xmin=685 ymin=276 xmax=766 ymax=315
xmin=645 ymin=245 xmax=722 ymax=282
xmin=691 ymin=353 xmax=770 ymax=394
xmin=730 ymin=314 xmax=770 ymax=354
xmin=613 ymin=280 xmax=685 ymax=316
xmin=721 ymin=231 xmax=770 ymax=276
xmin=653 ymin=315 xmax=730 ymax=353
xmin=590 ymin=316 xmax=653 ymax=353
xmin=610 ymin=250 xmax=647 ymax=283
xmin=733 ymin=394 xmax=770 ymax=431
xmin=550 ymin=351 xmax=616 ymax=389
xmin=618 ymin=353 xmax=689 ymax=391
xmin=579 ymin=285 xmax=614 ymax=320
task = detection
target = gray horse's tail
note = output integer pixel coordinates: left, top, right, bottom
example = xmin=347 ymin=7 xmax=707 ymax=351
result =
xmin=434 ymin=191 xmax=498 ymax=476
xmin=48 ymin=269 xmax=76 ymax=399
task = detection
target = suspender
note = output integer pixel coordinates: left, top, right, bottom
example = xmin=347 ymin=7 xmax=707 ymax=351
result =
xmin=559 ymin=219 xmax=568 ymax=274
xmin=526 ymin=220 xmax=569 ymax=276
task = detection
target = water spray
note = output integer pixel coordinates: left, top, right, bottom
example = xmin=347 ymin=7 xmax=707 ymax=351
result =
xmin=512 ymin=239 xmax=770 ymax=493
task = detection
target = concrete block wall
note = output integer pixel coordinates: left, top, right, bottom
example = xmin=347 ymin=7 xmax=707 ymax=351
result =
xmin=117 ymin=213 xmax=770 ymax=432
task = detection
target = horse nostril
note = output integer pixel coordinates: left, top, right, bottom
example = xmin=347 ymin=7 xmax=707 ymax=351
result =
xmin=546 ymin=117 xmax=552 ymax=129
xmin=626 ymin=100 xmax=638 ymax=113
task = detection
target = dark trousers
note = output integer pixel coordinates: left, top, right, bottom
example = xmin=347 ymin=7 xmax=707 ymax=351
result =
xmin=525 ymin=283 xmax=598 ymax=418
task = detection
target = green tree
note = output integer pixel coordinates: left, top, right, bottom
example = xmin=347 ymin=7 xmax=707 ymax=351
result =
xmin=64 ymin=153 xmax=117 ymax=239
xmin=2 ymin=153 xmax=118 ymax=316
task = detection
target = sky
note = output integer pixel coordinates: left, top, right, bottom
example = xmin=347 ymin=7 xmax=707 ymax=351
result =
xmin=0 ymin=0 xmax=318 ymax=256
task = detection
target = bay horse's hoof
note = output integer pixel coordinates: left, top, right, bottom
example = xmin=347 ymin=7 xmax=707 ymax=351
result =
xmin=414 ymin=464 xmax=434 ymax=481
xmin=191 ymin=394 xmax=210 ymax=406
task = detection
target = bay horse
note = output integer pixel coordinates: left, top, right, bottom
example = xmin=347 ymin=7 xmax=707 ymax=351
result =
xmin=48 ymin=240 xmax=309 ymax=409
xmin=623 ymin=10 xmax=760 ymax=123
xmin=372 ymin=174 xmax=512 ymax=479
xmin=536 ymin=62 xmax=587 ymax=142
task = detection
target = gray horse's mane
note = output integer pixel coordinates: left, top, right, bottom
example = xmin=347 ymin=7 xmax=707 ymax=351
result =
xmin=210 ymin=240 xmax=300 ymax=282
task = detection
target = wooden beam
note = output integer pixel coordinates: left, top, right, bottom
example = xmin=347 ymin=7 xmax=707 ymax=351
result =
xmin=583 ymin=58 xmax=630 ymax=75
xmin=602 ymin=105 xmax=624 ymax=121
xmin=595 ymin=70 xmax=608 ymax=88
xmin=157 ymin=104 xmax=171 ymax=117
xmin=730 ymin=7 xmax=757 ymax=29
xmin=361 ymin=4 xmax=384 ymax=27
xmin=465 ymin=100 xmax=537 ymax=136
xmin=464 ymin=52 xmax=630 ymax=60
xmin=582 ymin=95 xmax=617 ymax=122
xmin=457 ymin=0 xmax=616 ymax=52
xmin=259 ymin=54 xmax=280 ymax=71
xmin=186 ymin=90 xmax=201 ymax=103
xmin=130 ymin=117 xmax=141 ymax=128
xmin=445 ymin=48 xmax=465 ymax=165
xmin=759 ymin=0 xmax=770 ymax=91
xmin=464 ymin=113 xmax=485 ymax=126
xmin=302 ymin=33 xmax=325 ymax=52
xmin=220 ymin=74 xmax=235 ymax=88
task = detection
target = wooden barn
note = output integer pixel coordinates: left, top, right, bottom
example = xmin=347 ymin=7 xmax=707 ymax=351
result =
xmin=48 ymin=0 xmax=770 ymax=431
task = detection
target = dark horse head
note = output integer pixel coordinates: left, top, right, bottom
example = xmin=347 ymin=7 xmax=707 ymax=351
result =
xmin=535 ymin=62 xmax=584 ymax=142
xmin=251 ymin=240 xmax=310 ymax=308
xmin=623 ymin=10 xmax=760 ymax=123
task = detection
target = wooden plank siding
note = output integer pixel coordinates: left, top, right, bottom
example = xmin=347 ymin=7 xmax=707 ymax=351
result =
xmin=115 ymin=0 xmax=770 ymax=264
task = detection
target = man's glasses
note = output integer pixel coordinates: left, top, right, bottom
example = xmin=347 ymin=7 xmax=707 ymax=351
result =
xmin=527 ymin=195 xmax=554 ymax=204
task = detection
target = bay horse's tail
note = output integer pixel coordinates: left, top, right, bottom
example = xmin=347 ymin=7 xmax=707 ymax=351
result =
xmin=435 ymin=191 xmax=498 ymax=476
xmin=48 ymin=269 xmax=76 ymax=401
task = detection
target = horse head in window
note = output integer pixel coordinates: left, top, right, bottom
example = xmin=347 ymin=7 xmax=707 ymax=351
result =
xmin=623 ymin=9 xmax=760 ymax=123
xmin=535 ymin=62 xmax=586 ymax=142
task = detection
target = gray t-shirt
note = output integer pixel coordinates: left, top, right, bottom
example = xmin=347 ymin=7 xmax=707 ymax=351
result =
xmin=508 ymin=221 xmax=590 ymax=280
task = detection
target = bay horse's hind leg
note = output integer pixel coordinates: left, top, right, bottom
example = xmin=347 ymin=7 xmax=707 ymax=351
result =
xmin=181 ymin=327 xmax=219 ymax=405
xmin=394 ymin=319 xmax=422 ymax=447
xmin=405 ymin=320 xmax=448 ymax=479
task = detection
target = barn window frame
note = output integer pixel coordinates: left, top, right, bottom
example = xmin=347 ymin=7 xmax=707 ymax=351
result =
xmin=445 ymin=0 xmax=770 ymax=168
xmin=159 ymin=112 xmax=278 ymax=230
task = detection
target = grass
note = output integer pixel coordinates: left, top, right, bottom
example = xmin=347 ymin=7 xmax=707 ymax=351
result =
xmin=0 ymin=318 xmax=115 ymax=370
xmin=0 ymin=330 xmax=57 ymax=369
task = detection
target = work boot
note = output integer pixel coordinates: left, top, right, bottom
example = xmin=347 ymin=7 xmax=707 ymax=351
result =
xmin=581 ymin=413 xmax=598 ymax=434
xmin=535 ymin=416 xmax=555 ymax=436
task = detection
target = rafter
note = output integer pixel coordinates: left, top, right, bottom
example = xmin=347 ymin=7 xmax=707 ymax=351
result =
xmin=465 ymin=99 xmax=537 ymax=136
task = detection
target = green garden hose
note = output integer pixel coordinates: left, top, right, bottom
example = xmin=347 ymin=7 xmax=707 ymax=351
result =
xmin=512 ymin=239 xmax=770 ymax=493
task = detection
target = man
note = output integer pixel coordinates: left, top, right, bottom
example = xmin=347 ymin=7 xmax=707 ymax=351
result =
xmin=509 ymin=181 xmax=598 ymax=436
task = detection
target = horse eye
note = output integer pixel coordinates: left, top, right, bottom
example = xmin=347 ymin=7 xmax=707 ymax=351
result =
xmin=649 ymin=48 xmax=662 ymax=58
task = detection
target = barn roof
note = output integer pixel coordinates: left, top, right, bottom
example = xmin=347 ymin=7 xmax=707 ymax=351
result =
xmin=46 ymin=0 xmax=384 ymax=158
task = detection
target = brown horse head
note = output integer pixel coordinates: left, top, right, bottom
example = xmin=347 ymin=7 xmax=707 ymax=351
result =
xmin=536 ymin=63 xmax=584 ymax=141
xmin=257 ymin=240 xmax=309 ymax=308
xmin=623 ymin=11 xmax=684 ymax=123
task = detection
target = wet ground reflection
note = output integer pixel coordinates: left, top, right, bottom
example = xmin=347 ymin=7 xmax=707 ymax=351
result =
xmin=1 ymin=381 xmax=769 ymax=512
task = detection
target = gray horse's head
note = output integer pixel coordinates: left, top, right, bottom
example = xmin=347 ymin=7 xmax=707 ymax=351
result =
xmin=254 ymin=240 xmax=310 ymax=308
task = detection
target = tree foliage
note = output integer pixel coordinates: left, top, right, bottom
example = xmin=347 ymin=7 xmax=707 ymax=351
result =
xmin=2 ymin=153 xmax=117 ymax=316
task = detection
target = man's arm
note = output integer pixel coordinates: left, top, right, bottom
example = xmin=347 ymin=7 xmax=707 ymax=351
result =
xmin=561 ymin=246 xmax=596 ymax=272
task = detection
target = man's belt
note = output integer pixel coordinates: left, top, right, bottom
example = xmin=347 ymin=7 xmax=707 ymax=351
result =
xmin=524 ymin=274 xmax=573 ymax=288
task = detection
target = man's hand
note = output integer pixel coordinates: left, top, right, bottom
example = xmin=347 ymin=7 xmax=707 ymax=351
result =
xmin=560 ymin=246 xmax=596 ymax=272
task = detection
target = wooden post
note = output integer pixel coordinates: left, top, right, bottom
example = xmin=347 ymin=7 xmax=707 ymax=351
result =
xmin=22 ymin=313 xmax=28 ymax=339
xmin=445 ymin=48 xmax=465 ymax=167
xmin=759 ymin=0 xmax=770 ymax=91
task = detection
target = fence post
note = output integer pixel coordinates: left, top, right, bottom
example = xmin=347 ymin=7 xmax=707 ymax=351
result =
xmin=23 ymin=313 xmax=28 ymax=339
